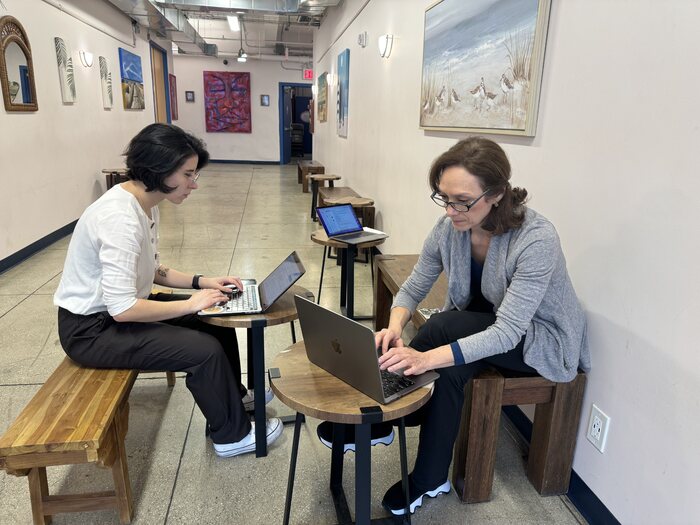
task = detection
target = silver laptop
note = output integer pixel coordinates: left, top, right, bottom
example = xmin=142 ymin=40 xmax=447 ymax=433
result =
xmin=316 ymin=204 xmax=388 ymax=245
xmin=198 ymin=252 xmax=305 ymax=316
xmin=294 ymin=295 xmax=439 ymax=404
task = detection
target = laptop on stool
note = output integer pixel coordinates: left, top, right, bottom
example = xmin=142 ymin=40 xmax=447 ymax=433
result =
xmin=198 ymin=251 xmax=305 ymax=316
xmin=316 ymin=204 xmax=388 ymax=245
xmin=294 ymin=295 xmax=439 ymax=404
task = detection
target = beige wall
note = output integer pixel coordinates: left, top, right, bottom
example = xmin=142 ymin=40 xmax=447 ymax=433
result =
xmin=173 ymin=54 xmax=309 ymax=162
xmin=313 ymin=0 xmax=700 ymax=522
xmin=0 ymin=0 xmax=171 ymax=261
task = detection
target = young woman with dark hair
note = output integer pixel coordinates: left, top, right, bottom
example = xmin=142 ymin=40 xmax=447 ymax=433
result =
xmin=54 ymin=123 xmax=282 ymax=458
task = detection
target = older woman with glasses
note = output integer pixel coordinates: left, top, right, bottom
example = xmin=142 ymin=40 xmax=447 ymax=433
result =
xmin=54 ymin=123 xmax=282 ymax=459
xmin=372 ymin=136 xmax=591 ymax=515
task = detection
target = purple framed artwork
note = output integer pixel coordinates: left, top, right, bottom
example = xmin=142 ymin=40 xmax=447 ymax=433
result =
xmin=169 ymin=74 xmax=178 ymax=120
xmin=203 ymin=71 xmax=251 ymax=133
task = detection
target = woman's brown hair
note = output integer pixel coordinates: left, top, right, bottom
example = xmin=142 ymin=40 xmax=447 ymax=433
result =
xmin=428 ymin=137 xmax=528 ymax=235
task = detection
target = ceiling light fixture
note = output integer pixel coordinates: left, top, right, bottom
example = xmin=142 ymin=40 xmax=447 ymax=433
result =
xmin=237 ymin=29 xmax=247 ymax=62
xmin=227 ymin=15 xmax=240 ymax=32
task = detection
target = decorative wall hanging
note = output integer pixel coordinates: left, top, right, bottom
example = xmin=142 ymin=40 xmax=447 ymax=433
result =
xmin=98 ymin=56 xmax=113 ymax=109
xmin=420 ymin=0 xmax=551 ymax=136
xmin=118 ymin=47 xmax=145 ymax=110
xmin=54 ymin=36 xmax=75 ymax=103
xmin=0 ymin=15 xmax=38 ymax=111
xmin=260 ymin=94 xmax=270 ymax=106
xmin=203 ymin=71 xmax=251 ymax=133
xmin=169 ymin=73 xmax=178 ymax=120
xmin=317 ymin=72 xmax=328 ymax=123
xmin=336 ymin=49 xmax=349 ymax=137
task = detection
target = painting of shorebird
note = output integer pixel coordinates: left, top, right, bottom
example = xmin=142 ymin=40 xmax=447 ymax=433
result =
xmin=420 ymin=0 xmax=551 ymax=136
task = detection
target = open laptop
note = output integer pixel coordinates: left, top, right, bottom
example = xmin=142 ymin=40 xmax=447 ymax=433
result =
xmin=198 ymin=252 xmax=305 ymax=316
xmin=316 ymin=204 xmax=388 ymax=245
xmin=294 ymin=295 xmax=439 ymax=404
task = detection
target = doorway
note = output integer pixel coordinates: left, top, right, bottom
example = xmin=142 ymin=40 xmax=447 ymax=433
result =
xmin=150 ymin=43 xmax=170 ymax=123
xmin=278 ymin=82 xmax=313 ymax=164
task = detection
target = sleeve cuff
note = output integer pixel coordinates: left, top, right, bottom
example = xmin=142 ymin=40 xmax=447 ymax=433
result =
xmin=450 ymin=342 xmax=465 ymax=366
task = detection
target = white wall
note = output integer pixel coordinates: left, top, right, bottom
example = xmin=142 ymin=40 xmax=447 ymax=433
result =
xmin=173 ymin=54 xmax=310 ymax=162
xmin=313 ymin=1 xmax=700 ymax=523
xmin=0 ymin=0 xmax=171 ymax=261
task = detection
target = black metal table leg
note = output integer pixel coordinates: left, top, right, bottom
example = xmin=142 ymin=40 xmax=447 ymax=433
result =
xmin=283 ymin=412 xmax=304 ymax=525
xmin=398 ymin=418 xmax=412 ymax=524
xmin=355 ymin=422 xmax=372 ymax=525
xmin=249 ymin=323 xmax=267 ymax=457
xmin=330 ymin=423 xmax=352 ymax=524
xmin=311 ymin=180 xmax=319 ymax=221
xmin=339 ymin=247 xmax=348 ymax=311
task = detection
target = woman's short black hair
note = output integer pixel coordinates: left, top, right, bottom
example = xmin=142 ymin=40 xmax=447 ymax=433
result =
xmin=428 ymin=136 xmax=528 ymax=235
xmin=123 ymin=123 xmax=209 ymax=193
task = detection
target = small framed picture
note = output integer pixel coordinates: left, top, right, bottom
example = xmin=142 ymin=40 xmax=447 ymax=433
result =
xmin=260 ymin=94 xmax=270 ymax=106
xmin=185 ymin=90 xmax=195 ymax=103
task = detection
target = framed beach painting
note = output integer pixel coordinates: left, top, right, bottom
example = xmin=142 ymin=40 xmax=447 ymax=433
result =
xmin=336 ymin=49 xmax=349 ymax=137
xmin=118 ymin=48 xmax=145 ymax=110
xmin=420 ymin=0 xmax=552 ymax=136
xmin=317 ymin=72 xmax=328 ymax=123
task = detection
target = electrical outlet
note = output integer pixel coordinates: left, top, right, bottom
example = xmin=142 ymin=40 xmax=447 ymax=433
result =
xmin=586 ymin=404 xmax=610 ymax=453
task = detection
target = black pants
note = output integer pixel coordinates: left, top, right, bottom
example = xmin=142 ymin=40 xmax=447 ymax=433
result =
xmin=406 ymin=310 xmax=536 ymax=491
xmin=57 ymin=293 xmax=251 ymax=444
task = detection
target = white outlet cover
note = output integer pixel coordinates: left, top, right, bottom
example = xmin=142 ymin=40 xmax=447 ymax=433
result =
xmin=586 ymin=404 xmax=610 ymax=453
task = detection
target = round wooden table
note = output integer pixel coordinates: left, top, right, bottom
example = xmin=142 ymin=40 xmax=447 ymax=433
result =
xmin=308 ymin=173 xmax=342 ymax=221
xmin=271 ymin=341 xmax=432 ymax=524
xmin=201 ymin=285 xmax=314 ymax=457
xmin=311 ymin=229 xmax=386 ymax=320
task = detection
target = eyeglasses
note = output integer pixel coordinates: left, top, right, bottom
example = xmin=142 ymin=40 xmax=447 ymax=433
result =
xmin=185 ymin=171 xmax=201 ymax=184
xmin=431 ymin=188 xmax=491 ymax=212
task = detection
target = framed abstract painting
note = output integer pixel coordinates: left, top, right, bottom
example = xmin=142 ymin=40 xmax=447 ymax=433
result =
xmin=336 ymin=49 xmax=349 ymax=137
xmin=420 ymin=0 xmax=551 ymax=136
xmin=317 ymin=72 xmax=328 ymax=123
xmin=118 ymin=47 xmax=145 ymax=110
xmin=203 ymin=71 xmax=251 ymax=133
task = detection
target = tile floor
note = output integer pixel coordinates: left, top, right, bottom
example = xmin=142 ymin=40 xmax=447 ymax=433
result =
xmin=0 ymin=164 xmax=585 ymax=524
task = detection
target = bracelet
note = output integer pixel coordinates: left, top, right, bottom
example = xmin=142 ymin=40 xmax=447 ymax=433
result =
xmin=192 ymin=274 xmax=203 ymax=290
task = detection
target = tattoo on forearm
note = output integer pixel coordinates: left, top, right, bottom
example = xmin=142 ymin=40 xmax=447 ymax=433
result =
xmin=157 ymin=266 xmax=169 ymax=278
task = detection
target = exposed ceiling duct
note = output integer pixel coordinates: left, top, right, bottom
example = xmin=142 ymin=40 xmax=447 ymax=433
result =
xmin=106 ymin=0 xmax=218 ymax=56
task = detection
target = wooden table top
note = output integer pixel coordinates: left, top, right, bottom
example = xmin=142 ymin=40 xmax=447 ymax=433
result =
xmin=101 ymin=168 xmax=128 ymax=174
xmin=298 ymin=160 xmax=324 ymax=168
xmin=311 ymin=229 xmax=386 ymax=250
xmin=308 ymin=173 xmax=341 ymax=181
xmin=200 ymin=285 xmax=314 ymax=329
xmin=270 ymin=342 xmax=433 ymax=424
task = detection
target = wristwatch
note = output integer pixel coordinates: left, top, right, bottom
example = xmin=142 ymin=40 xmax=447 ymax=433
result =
xmin=192 ymin=274 xmax=203 ymax=290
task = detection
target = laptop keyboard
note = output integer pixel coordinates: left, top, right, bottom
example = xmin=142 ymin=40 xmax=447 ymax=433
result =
xmin=381 ymin=370 xmax=416 ymax=398
xmin=226 ymin=286 xmax=260 ymax=312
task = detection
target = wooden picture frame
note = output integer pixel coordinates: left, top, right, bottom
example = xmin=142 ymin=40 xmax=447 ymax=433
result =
xmin=260 ymin=94 xmax=270 ymax=106
xmin=419 ymin=0 xmax=552 ymax=137
xmin=185 ymin=90 xmax=195 ymax=102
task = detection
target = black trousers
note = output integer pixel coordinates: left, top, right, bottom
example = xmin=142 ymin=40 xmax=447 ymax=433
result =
xmin=406 ymin=310 xmax=536 ymax=491
xmin=57 ymin=293 xmax=251 ymax=444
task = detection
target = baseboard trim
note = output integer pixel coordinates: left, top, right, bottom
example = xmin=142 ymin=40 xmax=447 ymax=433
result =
xmin=210 ymin=159 xmax=280 ymax=165
xmin=502 ymin=406 xmax=620 ymax=525
xmin=0 ymin=221 xmax=76 ymax=275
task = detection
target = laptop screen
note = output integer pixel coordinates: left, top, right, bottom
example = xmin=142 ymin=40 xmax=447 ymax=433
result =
xmin=316 ymin=204 xmax=363 ymax=236
xmin=258 ymin=251 xmax=306 ymax=309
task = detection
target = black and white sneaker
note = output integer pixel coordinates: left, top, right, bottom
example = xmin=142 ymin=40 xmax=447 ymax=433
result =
xmin=381 ymin=477 xmax=451 ymax=515
xmin=316 ymin=421 xmax=394 ymax=453
xmin=213 ymin=418 xmax=283 ymax=458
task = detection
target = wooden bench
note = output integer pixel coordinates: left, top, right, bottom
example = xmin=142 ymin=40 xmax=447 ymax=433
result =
xmin=103 ymin=168 xmax=129 ymax=190
xmin=0 ymin=358 xmax=175 ymax=524
xmin=373 ymin=254 xmax=586 ymax=503
xmin=318 ymin=186 xmax=375 ymax=229
xmin=297 ymin=160 xmax=324 ymax=193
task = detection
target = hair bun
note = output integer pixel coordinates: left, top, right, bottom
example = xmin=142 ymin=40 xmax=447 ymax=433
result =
xmin=511 ymin=186 xmax=528 ymax=206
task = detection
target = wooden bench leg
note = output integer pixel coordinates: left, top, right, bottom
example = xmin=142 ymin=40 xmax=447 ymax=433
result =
xmin=111 ymin=403 xmax=134 ymax=524
xmin=166 ymin=371 xmax=176 ymax=387
xmin=28 ymin=467 xmax=52 ymax=525
xmin=302 ymin=171 xmax=310 ymax=193
xmin=527 ymin=373 xmax=586 ymax=495
xmin=452 ymin=370 xmax=504 ymax=503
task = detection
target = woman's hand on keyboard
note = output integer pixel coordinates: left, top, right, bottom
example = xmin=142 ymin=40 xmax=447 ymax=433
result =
xmin=187 ymin=289 xmax=231 ymax=313
xmin=200 ymin=276 xmax=244 ymax=293
xmin=378 ymin=346 xmax=427 ymax=376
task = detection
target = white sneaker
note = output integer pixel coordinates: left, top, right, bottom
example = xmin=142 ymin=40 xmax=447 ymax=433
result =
xmin=213 ymin=418 xmax=283 ymax=458
xmin=242 ymin=387 xmax=274 ymax=411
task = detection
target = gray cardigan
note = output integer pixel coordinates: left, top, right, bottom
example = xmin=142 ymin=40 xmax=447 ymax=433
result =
xmin=393 ymin=208 xmax=590 ymax=382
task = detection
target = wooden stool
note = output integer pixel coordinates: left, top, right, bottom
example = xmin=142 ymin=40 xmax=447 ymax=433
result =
xmin=297 ymin=160 xmax=325 ymax=193
xmin=308 ymin=174 xmax=341 ymax=221
xmin=452 ymin=369 xmax=586 ymax=502
xmin=103 ymin=168 xmax=129 ymax=190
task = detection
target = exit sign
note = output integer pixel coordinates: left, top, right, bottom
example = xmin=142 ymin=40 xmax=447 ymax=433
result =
xmin=303 ymin=68 xmax=314 ymax=80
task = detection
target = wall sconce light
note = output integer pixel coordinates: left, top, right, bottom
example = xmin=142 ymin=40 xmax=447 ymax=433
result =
xmin=79 ymin=50 xmax=94 ymax=68
xmin=378 ymin=34 xmax=393 ymax=58
xmin=326 ymin=73 xmax=336 ymax=86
